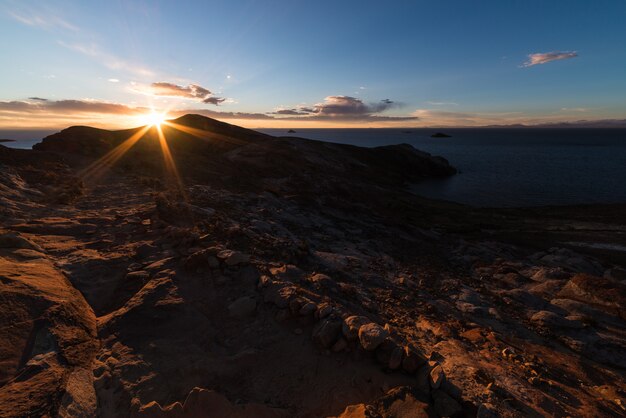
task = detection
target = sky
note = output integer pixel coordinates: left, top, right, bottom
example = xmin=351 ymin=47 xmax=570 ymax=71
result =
xmin=1 ymin=0 xmax=625 ymax=129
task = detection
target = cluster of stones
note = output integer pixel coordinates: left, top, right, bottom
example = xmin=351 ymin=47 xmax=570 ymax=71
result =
xmin=176 ymin=227 xmax=468 ymax=416
xmin=184 ymin=245 xmax=250 ymax=273
xmin=258 ymin=266 xmax=464 ymax=416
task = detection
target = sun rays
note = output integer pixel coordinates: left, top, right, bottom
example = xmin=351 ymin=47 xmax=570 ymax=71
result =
xmin=155 ymin=123 xmax=185 ymax=193
xmin=164 ymin=121 xmax=247 ymax=146
xmin=76 ymin=111 xmax=253 ymax=198
xmin=78 ymin=124 xmax=151 ymax=184
xmin=78 ymin=111 xmax=181 ymax=191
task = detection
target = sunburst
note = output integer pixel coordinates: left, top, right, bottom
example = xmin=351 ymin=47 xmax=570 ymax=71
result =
xmin=141 ymin=111 xmax=167 ymax=127
xmin=79 ymin=111 xmax=241 ymax=196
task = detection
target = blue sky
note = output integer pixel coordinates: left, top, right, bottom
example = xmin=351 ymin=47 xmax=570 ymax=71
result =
xmin=1 ymin=0 xmax=625 ymax=128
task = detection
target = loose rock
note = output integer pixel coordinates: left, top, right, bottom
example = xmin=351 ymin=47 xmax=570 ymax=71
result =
xmin=429 ymin=364 xmax=445 ymax=389
xmin=342 ymin=316 xmax=370 ymax=341
xmin=312 ymin=319 xmax=342 ymax=349
xmin=217 ymin=250 xmax=250 ymax=266
xmin=358 ymin=323 xmax=388 ymax=351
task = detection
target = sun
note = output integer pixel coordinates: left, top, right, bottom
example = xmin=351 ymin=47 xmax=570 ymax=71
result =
xmin=142 ymin=111 xmax=167 ymax=127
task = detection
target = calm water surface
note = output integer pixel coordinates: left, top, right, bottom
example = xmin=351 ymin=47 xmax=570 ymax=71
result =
xmin=261 ymin=128 xmax=626 ymax=207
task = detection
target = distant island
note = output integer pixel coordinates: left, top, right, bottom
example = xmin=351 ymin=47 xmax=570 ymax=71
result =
xmin=287 ymin=129 xmax=296 ymax=133
xmin=431 ymin=132 xmax=451 ymax=138
xmin=0 ymin=139 xmax=15 ymax=143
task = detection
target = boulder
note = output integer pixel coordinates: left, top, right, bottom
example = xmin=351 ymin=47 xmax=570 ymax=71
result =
xmin=342 ymin=315 xmax=370 ymax=341
xmin=299 ymin=301 xmax=317 ymax=316
xmin=217 ymin=250 xmax=250 ymax=266
xmin=264 ymin=284 xmax=297 ymax=308
xmin=289 ymin=298 xmax=305 ymax=315
xmin=315 ymin=303 xmax=333 ymax=319
xmin=309 ymin=273 xmax=335 ymax=290
xmin=429 ymin=364 xmax=445 ymax=389
xmin=312 ymin=319 xmax=342 ymax=349
xmin=270 ymin=264 xmax=303 ymax=282
xmin=358 ymin=323 xmax=388 ymax=351
xmin=530 ymin=310 xmax=584 ymax=329
xmin=402 ymin=346 xmax=426 ymax=374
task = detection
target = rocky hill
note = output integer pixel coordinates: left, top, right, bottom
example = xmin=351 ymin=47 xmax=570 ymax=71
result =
xmin=1 ymin=115 xmax=625 ymax=417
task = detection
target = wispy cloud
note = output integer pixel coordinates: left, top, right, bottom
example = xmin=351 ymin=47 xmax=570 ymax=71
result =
xmin=560 ymin=107 xmax=588 ymax=112
xmin=58 ymin=41 xmax=154 ymax=77
xmin=8 ymin=9 xmax=78 ymax=31
xmin=150 ymin=82 xmax=225 ymax=105
xmin=10 ymin=7 xmax=158 ymax=79
xmin=0 ymin=99 xmax=145 ymax=116
xmin=522 ymin=51 xmax=578 ymax=67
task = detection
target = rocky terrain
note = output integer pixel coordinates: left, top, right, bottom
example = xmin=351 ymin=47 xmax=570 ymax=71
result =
xmin=1 ymin=114 xmax=625 ymax=417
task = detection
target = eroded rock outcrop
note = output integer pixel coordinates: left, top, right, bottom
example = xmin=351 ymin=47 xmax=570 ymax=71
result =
xmin=0 ymin=231 xmax=98 ymax=417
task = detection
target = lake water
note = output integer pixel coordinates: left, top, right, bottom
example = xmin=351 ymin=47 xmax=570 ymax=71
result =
xmin=261 ymin=128 xmax=626 ymax=207
xmin=1 ymin=139 xmax=42 ymax=149
xmin=0 ymin=129 xmax=55 ymax=150
xmin=4 ymin=128 xmax=626 ymax=208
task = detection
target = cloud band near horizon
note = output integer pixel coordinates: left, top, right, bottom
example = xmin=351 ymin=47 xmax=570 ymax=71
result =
xmin=1 ymin=97 xmax=615 ymax=129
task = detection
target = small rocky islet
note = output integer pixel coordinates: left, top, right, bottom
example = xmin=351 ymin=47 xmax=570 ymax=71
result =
xmin=1 ymin=114 xmax=625 ymax=417
xmin=431 ymin=132 xmax=452 ymax=138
